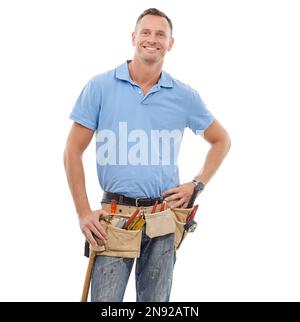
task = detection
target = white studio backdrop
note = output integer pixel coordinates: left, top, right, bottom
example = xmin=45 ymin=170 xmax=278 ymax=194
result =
xmin=0 ymin=0 xmax=300 ymax=301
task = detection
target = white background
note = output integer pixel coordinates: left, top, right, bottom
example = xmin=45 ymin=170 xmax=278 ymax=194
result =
xmin=0 ymin=0 xmax=299 ymax=301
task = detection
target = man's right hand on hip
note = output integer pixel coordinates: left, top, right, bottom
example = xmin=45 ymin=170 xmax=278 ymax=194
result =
xmin=78 ymin=209 xmax=108 ymax=247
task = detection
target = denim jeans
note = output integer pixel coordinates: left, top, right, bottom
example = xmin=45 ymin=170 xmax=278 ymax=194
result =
xmin=91 ymin=228 xmax=176 ymax=302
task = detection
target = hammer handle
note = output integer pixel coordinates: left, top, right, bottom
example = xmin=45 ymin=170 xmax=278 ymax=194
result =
xmin=80 ymin=250 xmax=96 ymax=302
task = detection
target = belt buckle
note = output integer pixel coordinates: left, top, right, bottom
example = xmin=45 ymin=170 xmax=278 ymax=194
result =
xmin=135 ymin=197 xmax=141 ymax=207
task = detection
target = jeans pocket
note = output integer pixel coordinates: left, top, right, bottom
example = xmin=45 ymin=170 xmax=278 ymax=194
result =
xmin=171 ymin=207 xmax=194 ymax=249
xmin=144 ymin=209 xmax=176 ymax=238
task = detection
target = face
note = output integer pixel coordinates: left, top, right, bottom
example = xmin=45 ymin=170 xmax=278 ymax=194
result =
xmin=132 ymin=15 xmax=174 ymax=64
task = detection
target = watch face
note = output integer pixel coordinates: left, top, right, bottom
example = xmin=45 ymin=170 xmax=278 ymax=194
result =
xmin=194 ymin=181 xmax=204 ymax=191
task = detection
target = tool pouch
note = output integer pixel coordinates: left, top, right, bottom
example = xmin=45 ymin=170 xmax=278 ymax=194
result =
xmin=171 ymin=207 xmax=195 ymax=249
xmin=91 ymin=216 xmax=143 ymax=258
xmin=144 ymin=208 xmax=176 ymax=238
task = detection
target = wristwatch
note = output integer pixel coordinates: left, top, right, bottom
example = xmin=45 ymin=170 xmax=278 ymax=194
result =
xmin=192 ymin=179 xmax=205 ymax=193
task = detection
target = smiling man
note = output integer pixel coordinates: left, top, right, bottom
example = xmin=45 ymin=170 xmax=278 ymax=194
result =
xmin=64 ymin=8 xmax=231 ymax=302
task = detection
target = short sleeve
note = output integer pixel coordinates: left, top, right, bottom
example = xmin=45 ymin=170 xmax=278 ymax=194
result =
xmin=186 ymin=88 xmax=214 ymax=135
xmin=69 ymin=77 xmax=101 ymax=131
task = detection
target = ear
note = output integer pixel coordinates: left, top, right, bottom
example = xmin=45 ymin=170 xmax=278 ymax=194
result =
xmin=131 ymin=32 xmax=136 ymax=47
xmin=167 ymin=37 xmax=174 ymax=51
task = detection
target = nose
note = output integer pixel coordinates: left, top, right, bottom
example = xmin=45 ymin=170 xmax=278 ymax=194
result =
xmin=148 ymin=34 xmax=157 ymax=45
xmin=147 ymin=40 xmax=157 ymax=47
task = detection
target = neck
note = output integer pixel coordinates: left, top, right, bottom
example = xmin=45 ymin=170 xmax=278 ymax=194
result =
xmin=128 ymin=57 xmax=163 ymax=86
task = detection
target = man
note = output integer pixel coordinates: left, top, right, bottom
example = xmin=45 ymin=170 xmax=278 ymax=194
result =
xmin=64 ymin=8 xmax=231 ymax=302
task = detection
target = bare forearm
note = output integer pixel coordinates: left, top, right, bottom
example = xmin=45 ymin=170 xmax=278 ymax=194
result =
xmin=64 ymin=151 xmax=91 ymax=216
xmin=195 ymin=139 xmax=231 ymax=185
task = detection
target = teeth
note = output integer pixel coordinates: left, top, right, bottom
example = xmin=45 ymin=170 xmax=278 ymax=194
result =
xmin=144 ymin=47 xmax=157 ymax=51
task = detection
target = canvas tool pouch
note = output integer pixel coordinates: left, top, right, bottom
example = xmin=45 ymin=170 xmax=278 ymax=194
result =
xmin=171 ymin=207 xmax=194 ymax=249
xmin=90 ymin=204 xmax=146 ymax=258
xmin=144 ymin=208 xmax=176 ymax=238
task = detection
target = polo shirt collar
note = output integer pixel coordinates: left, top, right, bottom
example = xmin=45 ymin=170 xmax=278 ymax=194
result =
xmin=158 ymin=70 xmax=173 ymax=88
xmin=115 ymin=60 xmax=173 ymax=88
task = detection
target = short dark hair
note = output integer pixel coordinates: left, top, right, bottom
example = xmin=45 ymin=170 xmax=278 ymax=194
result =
xmin=135 ymin=8 xmax=173 ymax=35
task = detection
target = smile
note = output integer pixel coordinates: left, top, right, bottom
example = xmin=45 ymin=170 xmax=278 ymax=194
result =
xmin=143 ymin=46 xmax=160 ymax=52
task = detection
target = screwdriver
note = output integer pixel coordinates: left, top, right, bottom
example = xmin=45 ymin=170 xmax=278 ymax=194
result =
xmin=160 ymin=200 xmax=167 ymax=211
xmin=110 ymin=199 xmax=117 ymax=214
xmin=127 ymin=211 xmax=143 ymax=229
xmin=151 ymin=200 xmax=158 ymax=214
xmin=123 ymin=208 xmax=140 ymax=229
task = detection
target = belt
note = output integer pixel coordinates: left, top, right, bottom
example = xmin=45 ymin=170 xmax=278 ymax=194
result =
xmin=102 ymin=191 xmax=163 ymax=207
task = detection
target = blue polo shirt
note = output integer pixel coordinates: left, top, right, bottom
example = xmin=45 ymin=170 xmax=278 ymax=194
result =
xmin=70 ymin=61 xmax=214 ymax=198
